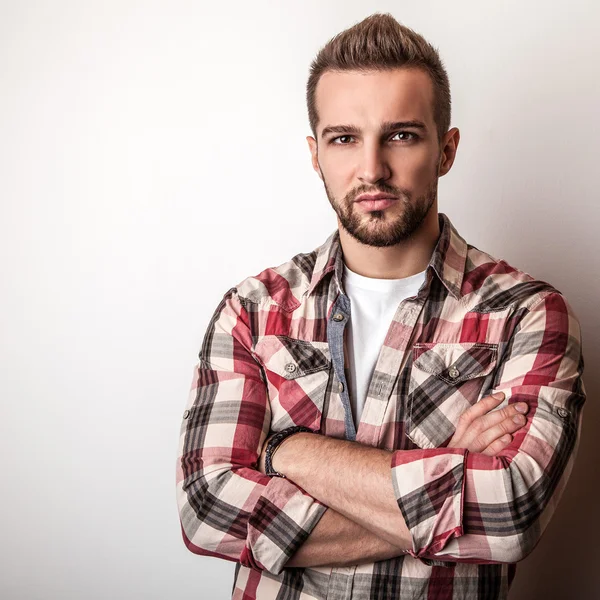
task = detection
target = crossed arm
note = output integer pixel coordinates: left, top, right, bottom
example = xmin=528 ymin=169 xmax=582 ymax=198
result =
xmin=258 ymin=393 xmax=529 ymax=568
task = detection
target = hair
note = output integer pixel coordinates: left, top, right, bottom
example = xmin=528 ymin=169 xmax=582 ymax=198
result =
xmin=306 ymin=13 xmax=451 ymax=142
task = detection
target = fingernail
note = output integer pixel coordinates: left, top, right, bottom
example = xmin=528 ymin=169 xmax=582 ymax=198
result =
xmin=515 ymin=403 xmax=528 ymax=413
xmin=513 ymin=414 xmax=525 ymax=424
xmin=492 ymin=391 xmax=505 ymax=400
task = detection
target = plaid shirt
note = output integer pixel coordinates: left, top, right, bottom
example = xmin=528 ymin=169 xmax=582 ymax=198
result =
xmin=176 ymin=212 xmax=586 ymax=600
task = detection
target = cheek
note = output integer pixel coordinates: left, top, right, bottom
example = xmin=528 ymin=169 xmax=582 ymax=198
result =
xmin=320 ymin=153 xmax=355 ymax=187
xmin=415 ymin=159 xmax=437 ymax=184
xmin=396 ymin=148 xmax=438 ymax=186
xmin=321 ymin=149 xmax=351 ymax=172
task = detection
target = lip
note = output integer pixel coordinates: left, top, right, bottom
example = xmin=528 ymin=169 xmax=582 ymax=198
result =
xmin=354 ymin=193 xmax=398 ymax=211
xmin=355 ymin=193 xmax=398 ymax=202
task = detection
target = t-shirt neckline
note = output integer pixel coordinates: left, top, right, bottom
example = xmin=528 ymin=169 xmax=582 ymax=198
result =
xmin=342 ymin=261 xmax=427 ymax=292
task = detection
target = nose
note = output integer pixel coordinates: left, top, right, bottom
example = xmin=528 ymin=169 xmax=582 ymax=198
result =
xmin=357 ymin=142 xmax=391 ymax=185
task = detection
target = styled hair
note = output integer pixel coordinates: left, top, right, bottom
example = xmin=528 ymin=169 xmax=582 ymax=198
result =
xmin=306 ymin=13 xmax=451 ymax=142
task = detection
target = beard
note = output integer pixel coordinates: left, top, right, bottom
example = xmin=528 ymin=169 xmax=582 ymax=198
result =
xmin=322 ymin=175 xmax=438 ymax=248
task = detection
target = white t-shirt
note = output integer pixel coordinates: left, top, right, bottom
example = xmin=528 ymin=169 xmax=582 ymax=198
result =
xmin=342 ymin=262 xmax=427 ymax=426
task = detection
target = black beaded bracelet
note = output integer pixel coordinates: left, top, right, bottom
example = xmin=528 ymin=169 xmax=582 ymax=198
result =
xmin=264 ymin=425 xmax=313 ymax=478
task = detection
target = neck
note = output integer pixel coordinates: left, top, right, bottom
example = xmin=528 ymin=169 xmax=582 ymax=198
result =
xmin=338 ymin=209 xmax=440 ymax=279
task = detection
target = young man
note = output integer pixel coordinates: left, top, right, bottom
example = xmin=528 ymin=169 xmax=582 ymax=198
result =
xmin=176 ymin=13 xmax=586 ymax=600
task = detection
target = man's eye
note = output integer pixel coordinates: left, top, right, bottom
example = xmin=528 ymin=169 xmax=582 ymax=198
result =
xmin=392 ymin=131 xmax=417 ymax=142
xmin=331 ymin=135 xmax=354 ymax=145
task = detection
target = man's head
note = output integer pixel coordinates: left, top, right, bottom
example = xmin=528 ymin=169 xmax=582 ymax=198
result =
xmin=306 ymin=13 xmax=459 ymax=248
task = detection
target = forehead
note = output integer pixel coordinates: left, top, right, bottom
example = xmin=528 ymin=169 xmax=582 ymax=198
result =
xmin=315 ymin=68 xmax=435 ymax=134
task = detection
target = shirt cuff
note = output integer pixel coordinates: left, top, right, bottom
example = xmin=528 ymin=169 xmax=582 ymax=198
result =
xmin=390 ymin=447 xmax=467 ymax=558
xmin=243 ymin=475 xmax=328 ymax=575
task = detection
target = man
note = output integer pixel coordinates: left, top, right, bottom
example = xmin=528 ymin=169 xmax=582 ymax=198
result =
xmin=176 ymin=13 xmax=586 ymax=600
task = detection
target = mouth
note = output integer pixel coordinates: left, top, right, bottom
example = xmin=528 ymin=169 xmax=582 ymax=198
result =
xmin=354 ymin=193 xmax=398 ymax=211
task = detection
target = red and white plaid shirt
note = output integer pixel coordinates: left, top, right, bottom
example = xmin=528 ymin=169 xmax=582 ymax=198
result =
xmin=176 ymin=212 xmax=586 ymax=599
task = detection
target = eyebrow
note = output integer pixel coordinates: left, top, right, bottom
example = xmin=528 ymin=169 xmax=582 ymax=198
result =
xmin=320 ymin=120 xmax=428 ymax=139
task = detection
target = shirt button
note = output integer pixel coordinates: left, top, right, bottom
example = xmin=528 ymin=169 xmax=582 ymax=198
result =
xmin=332 ymin=312 xmax=345 ymax=321
xmin=557 ymin=407 xmax=569 ymax=419
xmin=338 ymin=382 xmax=344 ymax=393
xmin=183 ymin=409 xmax=191 ymax=419
xmin=285 ymin=363 xmax=297 ymax=374
xmin=448 ymin=366 xmax=460 ymax=379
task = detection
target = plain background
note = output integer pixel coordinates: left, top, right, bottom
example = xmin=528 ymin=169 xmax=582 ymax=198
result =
xmin=1 ymin=1 xmax=598 ymax=598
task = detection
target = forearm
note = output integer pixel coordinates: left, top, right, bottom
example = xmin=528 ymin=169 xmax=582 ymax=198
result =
xmin=274 ymin=432 xmax=411 ymax=550
xmin=286 ymin=507 xmax=406 ymax=568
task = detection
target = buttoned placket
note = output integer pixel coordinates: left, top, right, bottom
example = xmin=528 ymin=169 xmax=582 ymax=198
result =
xmin=327 ymin=291 xmax=356 ymax=440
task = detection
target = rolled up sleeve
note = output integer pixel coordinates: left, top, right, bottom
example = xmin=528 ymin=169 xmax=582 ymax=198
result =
xmin=390 ymin=291 xmax=586 ymax=563
xmin=176 ymin=287 xmax=328 ymax=575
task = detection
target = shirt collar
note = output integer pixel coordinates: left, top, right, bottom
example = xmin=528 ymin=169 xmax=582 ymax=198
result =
xmin=302 ymin=212 xmax=468 ymax=301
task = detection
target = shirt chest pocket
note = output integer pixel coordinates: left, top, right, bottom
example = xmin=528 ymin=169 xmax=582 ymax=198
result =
xmin=406 ymin=342 xmax=499 ymax=449
xmin=255 ymin=335 xmax=332 ymax=432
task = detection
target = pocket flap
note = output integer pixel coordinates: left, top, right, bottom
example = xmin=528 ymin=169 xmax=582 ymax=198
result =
xmin=257 ymin=335 xmax=331 ymax=380
xmin=412 ymin=342 xmax=498 ymax=384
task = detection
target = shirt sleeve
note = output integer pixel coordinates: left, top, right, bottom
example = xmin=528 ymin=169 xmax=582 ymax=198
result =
xmin=390 ymin=291 xmax=586 ymax=564
xmin=176 ymin=286 xmax=328 ymax=575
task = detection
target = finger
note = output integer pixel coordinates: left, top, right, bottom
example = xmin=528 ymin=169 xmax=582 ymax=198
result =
xmin=472 ymin=413 xmax=527 ymax=453
xmin=450 ymin=401 xmax=528 ymax=451
xmin=475 ymin=402 xmax=529 ymax=435
xmin=455 ymin=393 xmax=505 ymax=438
xmin=454 ymin=393 xmax=509 ymax=445
xmin=482 ymin=433 xmax=513 ymax=456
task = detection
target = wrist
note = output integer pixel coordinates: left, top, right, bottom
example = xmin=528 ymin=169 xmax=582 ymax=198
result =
xmin=265 ymin=426 xmax=313 ymax=478
xmin=272 ymin=432 xmax=309 ymax=476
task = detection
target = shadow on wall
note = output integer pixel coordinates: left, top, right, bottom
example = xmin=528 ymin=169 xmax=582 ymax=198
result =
xmin=510 ymin=342 xmax=600 ymax=600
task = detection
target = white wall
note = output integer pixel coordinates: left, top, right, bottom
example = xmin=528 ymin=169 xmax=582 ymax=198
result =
xmin=1 ymin=1 xmax=599 ymax=598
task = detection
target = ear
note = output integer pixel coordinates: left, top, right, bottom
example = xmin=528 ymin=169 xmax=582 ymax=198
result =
xmin=438 ymin=127 xmax=460 ymax=177
xmin=306 ymin=136 xmax=323 ymax=180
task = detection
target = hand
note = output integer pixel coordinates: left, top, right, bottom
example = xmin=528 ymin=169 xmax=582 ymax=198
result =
xmin=448 ymin=392 xmax=529 ymax=456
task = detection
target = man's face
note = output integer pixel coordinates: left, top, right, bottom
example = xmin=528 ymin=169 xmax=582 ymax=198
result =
xmin=308 ymin=68 xmax=451 ymax=247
